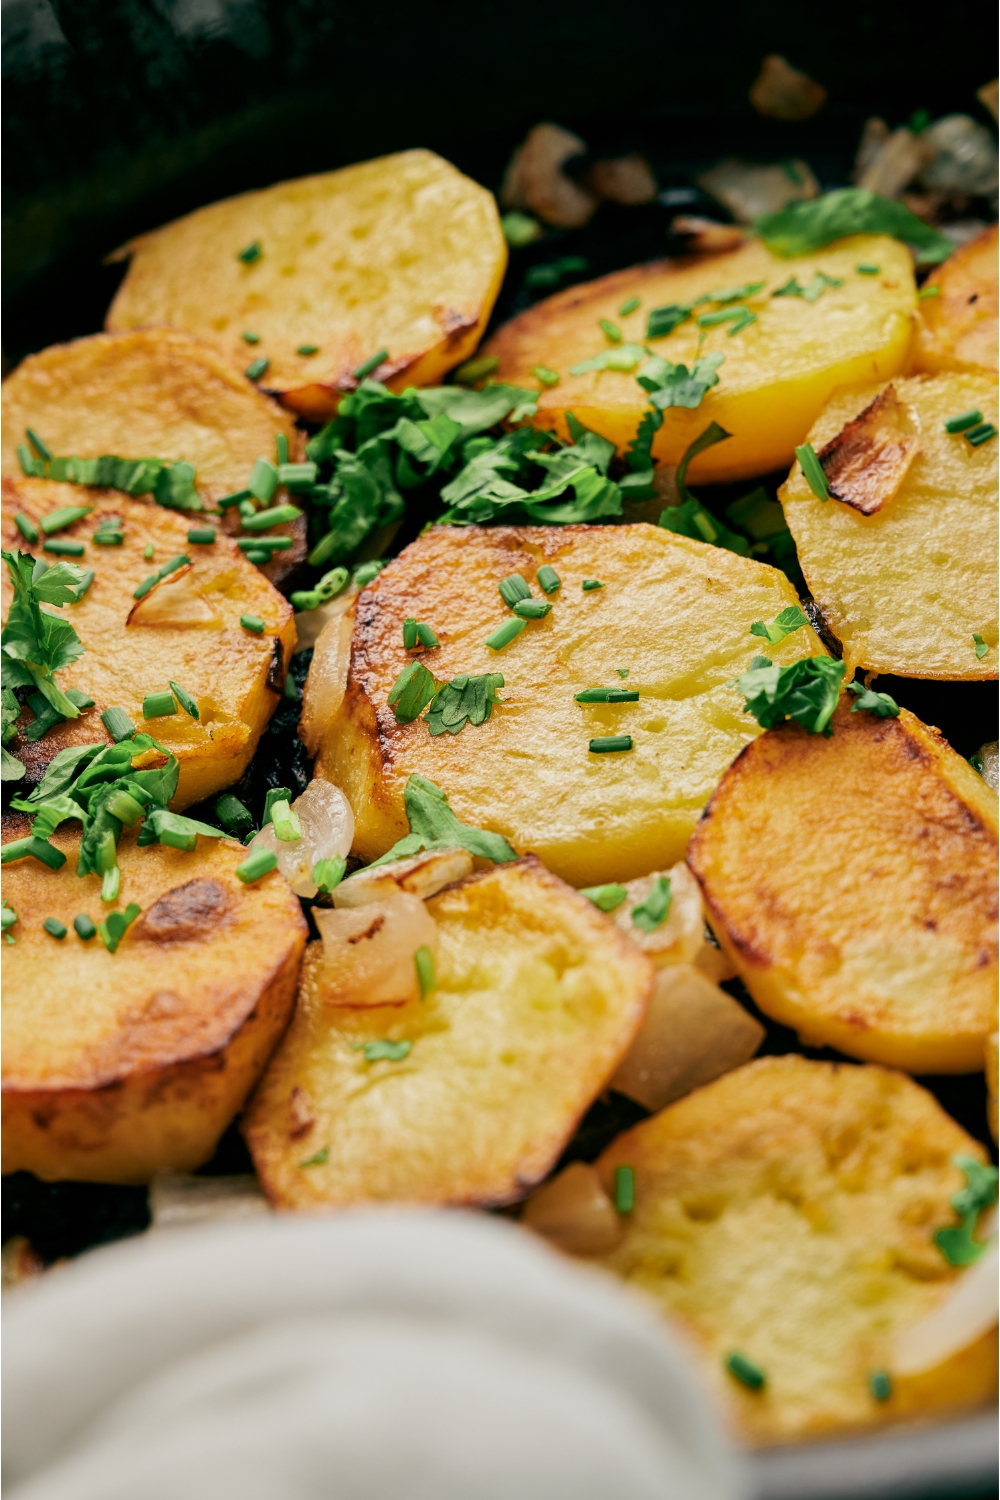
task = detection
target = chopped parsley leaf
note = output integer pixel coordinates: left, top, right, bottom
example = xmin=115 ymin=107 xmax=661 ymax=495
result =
xmin=973 ymin=633 xmax=989 ymax=659
xmin=354 ymin=1039 xmax=412 ymax=1062
xmin=387 ymin=661 xmax=437 ymax=723
xmin=750 ymin=605 xmax=809 ymax=644
xmin=846 ymin=681 xmax=900 ymax=717
xmin=795 ymin=442 xmax=830 ymax=501
xmin=934 ymin=1155 xmax=998 ymax=1266
xmin=733 ymin=656 xmax=845 ymax=736
xmin=580 ymin=883 xmax=628 ymax=912
xmin=425 ymin=672 xmax=504 ymax=737
xmin=631 ymin=875 xmax=672 ymax=933
xmin=370 ymin=774 xmax=517 ymax=868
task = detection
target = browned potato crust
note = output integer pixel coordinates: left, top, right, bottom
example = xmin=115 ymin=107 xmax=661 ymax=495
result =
xmin=911 ymin=223 xmax=999 ymax=376
xmin=687 ymin=701 xmax=999 ymax=1073
xmin=2 ymin=819 xmax=307 ymax=1184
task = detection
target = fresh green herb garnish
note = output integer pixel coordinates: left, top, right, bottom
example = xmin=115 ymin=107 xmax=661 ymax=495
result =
xmin=501 ymin=212 xmax=542 ymax=247
xmin=856 ymin=263 xmax=881 ymax=275
xmin=142 ymin=691 xmax=176 ymax=719
xmin=14 ymin=513 xmax=39 ymax=544
xmin=726 ymin=1353 xmax=766 ymax=1389
xmin=215 ymin=793 xmax=253 ymax=837
xmin=637 ymin=351 xmax=724 ymax=410
xmin=581 ymin=579 xmax=603 ymax=591
xmin=944 ymin=409 xmax=983 ymax=433
xmin=74 ymin=913 xmax=96 ymax=940
xmin=599 ymin=318 xmax=622 ymax=343
xmin=973 ymin=634 xmax=989 ymax=659
xmin=237 ymin=241 xmax=262 ymax=263
xmin=426 ymin=673 xmax=504 ymax=737
xmin=570 ymin=342 xmax=647 ymax=375
xmin=846 ymin=681 xmax=900 ymax=717
xmin=242 ymin=331 xmax=260 ymax=344
xmin=734 ymin=656 xmax=845 ymax=736
xmin=98 ymin=903 xmax=141 ymax=953
xmin=2 ymin=686 xmax=25 ymax=782
xmin=499 ymin=573 xmax=532 ymax=607
xmin=42 ymin=539 xmax=85 ymax=557
xmin=619 ymin=296 xmax=640 ymax=316
xmin=966 ymin=423 xmax=997 ymax=448
xmin=575 ymin=687 xmax=638 ymax=703
xmin=485 ymin=618 xmax=527 ymax=651
xmin=658 ymin=424 xmax=751 ymax=556
xmin=537 ymin=565 xmax=561 ymax=594
xmin=917 ymin=284 xmax=940 ymax=300
xmin=240 ymin=614 xmax=266 ymax=634
xmin=355 ymin=1039 xmax=411 ymax=1062
xmin=297 ymin=344 xmax=319 ymax=355
xmin=646 ymin=304 xmax=691 ymax=339
xmin=414 ymin=945 xmax=435 ymax=997
xmin=1 ymin=551 xmax=87 ymax=728
xmin=101 ymin=706 xmax=135 ymax=743
xmin=20 ymin=447 xmax=202 ymax=512
xmin=755 ymin=188 xmax=952 ymax=264
xmin=772 ymin=271 xmax=843 ymax=303
xmin=39 ymin=505 xmax=92 ymax=536
xmin=236 ymin=848 xmax=278 ymax=884
xmin=532 ymin=365 xmax=559 ymax=387
xmin=869 ymin=1372 xmax=892 ymax=1402
xmin=750 ymin=605 xmax=809 ymax=644
xmin=370 ymin=773 xmax=516 ymax=868
xmin=454 ymin=355 xmax=502 ymax=385
xmin=513 ymin=599 xmax=551 ymax=619
xmin=43 ymin=917 xmax=67 ymax=939
xmin=631 ymin=876 xmax=672 ymax=932
xmin=290 ymin=565 xmax=350 ymax=612
xmin=245 ymin=357 xmax=269 ymax=381
xmin=615 ymin=668 xmax=629 ymax=678
xmin=934 ymin=1155 xmax=998 ymax=1266
xmin=1 ymin=901 xmax=18 ymax=936
xmin=144 ymin=544 xmax=155 ymax=560
xmin=353 ymin=350 xmax=389 ymax=381
xmin=795 ymin=442 xmax=830 ymax=501
xmin=581 ymin=883 xmax=628 ymax=911
xmin=268 ymin=798 xmax=301 ymax=843
xmin=614 ymin=1165 xmax=634 ymax=1213
xmin=133 ymin=552 xmax=190 ymax=600
xmin=402 ymin=618 xmax=439 ymax=650
xmin=313 ymin=856 xmax=347 ymax=894
xmin=697 ymin=306 xmax=757 ymax=333
xmin=589 ymin=735 xmax=633 ymax=753
xmin=388 ymin=661 xmax=437 ymax=723
xmin=300 ymin=1148 xmax=329 ymax=1167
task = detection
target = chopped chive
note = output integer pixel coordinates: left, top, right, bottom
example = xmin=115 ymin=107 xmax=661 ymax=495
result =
xmin=313 ymin=856 xmax=346 ymax=894
xmin=415 ymin=622 xmax=438 ymax=648
xmin=300 ymin=1147 xmax=329 ymax=1167
xmin=414 ymin=944 xmax=435 ymax=997
xmin=574 ymin=687 xmax=639 ymax=702
xmin=43 ymin=538 xmax=86 ymax=556
xmin=795 ymin=442 xmax=830 ymax=501
xmin=499 ymin=573 xmax=532 ymax=607
xmin=237 ymin=535 xmax=293 ymax=551
xmin=537 ymin=565 xmax=561 ymax=594
xmin=631 ymin=875 xmax=672 ymax=932
xmin=973 ymin=633 xmax=989 ymax=659
xmin=245 ymin=357 xmax=270 ymax=381
xmin=242 ymin=504 xmax=302 ymax=532
xmin=218 ymin=488 xmax=254 ymax=509
xmin=1 ymin=837 xmax=66 ymax=870
xmin=965 ymin=422 xmax=997 ymax=447
xmin=726 ymin=1353 xmax=765 ymax=1390
xmin=353 ymin=349 xmax=389 ymax=380
xmin=101 ymin=866 xmax=120 ymax=903
xmin=237 ymin=241 xmax=262 ymax=263
xmin=869 ymin=1371 xmax=892 ymax=1402
xmin=132 ymin=574 xmax=159 ymax=601
xmin=215 ymin=794 xmax=253 ymax=837
xmin=297 ymin=344 xmax=319 ymax=355
xmin=270 ymin=799 xmax=302 ymax=842
xmin=580 ymin=883 xmax=628 ymax=911
xmin=276 ymin=433 xmax=289 ymax=466
xmin=43 ymin=917 xmax=67 ymax=939
xmin=236 ymin=848 xmax=278 ymax=883
xmin=92 ymin=529 xmax=123 ymax=545
xmin=101 ymin=706 xmax=135 ymax=742
xmin=917 ymin=284 xmax=940 ymax=299
xmin=532 ymin=365 xmax=560 ymax=387
xmin=143 ymin=543 xmax=155 ymax=560
xmin=26 ymin=427 xmax=52 ymax=461
xmin=403 ymin=617 xmax=418 ymax=649
xmin=168 ymin=681 xmax=199 ymax=719
xmin=14 ymin=513 xmax=39 ymax=543
xmin=73 ymin=913 xmax=97 ymax=940
xmin=243 ymin=548 xmax=270 ymax=564
xmin=454 ymin=355 xmax=501 ymax=385
xmin=589 ymin=735 xmax=633 ymax=753
xmin=241 ymin=614 xmax=266 ymax=634
xmin=646 ymin=305 xmax=692 ymax=338
xmin=354 ymin=1039 xmax=411 ymax=1062
xmin=242 ymin=331 xmax=261 ymax=344
xmin=98 ymin=903 xmax=141 ymax=953
xmin=599 ymin=318 xmax=622 ymax=342
xmin=619 ymin=296 xmax=640 ymax=315
xmin=284 ymin=673 xmax=300 ymax=700
xmin=582 ymin=579 xmax=603 ymax=591
xmin=513 ymin=599 xmax=551 ymax=619
xmin=143 ymin=691 xmax=177 ymax=719
xmin=615 ymin=668 xmax=629 ymax=678
xmin=614 ymin=1164 xmax=634 ymax=1212
xmin=856 ymin=263 xmax=881 ymax=275
xmin=17 ymin=444 xmax=46 ymax=477
xmin=485 ymin=618 xmax=527 ymax=651
xmin=944 ymin=408 xmax=983 ymax=433
xmin=187 ymin=527 xmax=216 ymax=544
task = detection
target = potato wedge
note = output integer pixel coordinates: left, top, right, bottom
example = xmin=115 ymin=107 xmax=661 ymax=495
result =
xmin=2 ymin=483 xmax=295 ymax=808
xmin=779 ymin=372 xmax=998 ymax=680
xmin=106 ymin=152 xmax=507 ymax=421
xmin=589 ymin=1056 xmax=998 ymax=1444
xmin=2 ymin=818 xmax=307 ymax=1185
xmin=481 ymin=235 xmax=915 ymax=483
xmin=911 ymin=223 xmax=998 ymax=375
xmin=312 ymin=523 xmax=824 ymax=887
xmin=243 ymin=856 xmax=653 ymax=1208
xmin=687 ymin=700 xmax=999 ymax=1073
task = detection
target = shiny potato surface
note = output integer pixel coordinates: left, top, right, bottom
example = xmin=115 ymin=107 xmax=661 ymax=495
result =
xmin=911 ymin=223 xmax=998 ymax=376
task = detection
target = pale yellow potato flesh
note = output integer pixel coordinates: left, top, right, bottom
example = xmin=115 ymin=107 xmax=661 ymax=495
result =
xmin=105 ymin=152 xmax=508 ymax=420
xmin=687 ymin=702 xmax=999 ymax=1073
xmin=243 ymin=857 xmax=653 ymax=1208
xmin=591 ymin=1056 xmax=998 ymax=1445
xmin=313 ymin=523 xmax=824 ymax=888
xmin=911 ymin=223 xmax=998 ymax=376
xmin=2 ymin=821 xmax=307 ymax=1185
xmin=2 ymin=482 xmax=295 ymax=808
xmin=779 ymin=372 xmax=998 ymax=680
xmin=481 ymin=235 xmax=916 ymax=482
xmin=1 ymin=327 xmax=299 ymax=505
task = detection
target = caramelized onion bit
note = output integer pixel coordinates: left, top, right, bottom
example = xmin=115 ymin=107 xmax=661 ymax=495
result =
xmin=611 ymin=862 xmax=704 ymax=967
xmin=313 ymin=893 xmax=437 ymax=1007
xmin=126 ymin=565 xmax=223 ymax=628
xmin=521 ymin=1162 xmax=623 ymax=1255
xmin=334 ymin=847 xmax=473 ymax=908
xmin=500 ymin=123 xmax=598 ymax=229
xmin=251 ymin=779 xmax=355 ymax=898
xmin=893 ymin=1232 xmax=998 ymax=1376
xmin=299 ymin=600 xmax=356 ymax=753
xmin=817 ymin=384 xmax=922 ymax=515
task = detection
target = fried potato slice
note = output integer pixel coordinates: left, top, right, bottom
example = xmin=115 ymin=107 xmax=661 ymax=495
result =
xmin=481 ymin=235 xmax=915 ymax=483
xmin=106 ymin=152 xmax=507 ymax=421
xmin=912 ymin=223 xmax=999 ymax=375
xmin=1 ymin=818 xmax=307 ymax=1185
xmin=589 ymin=1056 xmax=998 ymax=1444
xmin=243 ymin=857 xmax=653 ymax=1208
xmin=312 ymin=523 xmax=823 ymax=887
xmin=816 ymin=383 xmax=921 ymax=515
xmin=687 ymin=700 xmax=999 ymax=1072
xmin=780 ymin=372 xmax=998 ymax=679
xmin=2 ymin=483 xmax=295 ymax=807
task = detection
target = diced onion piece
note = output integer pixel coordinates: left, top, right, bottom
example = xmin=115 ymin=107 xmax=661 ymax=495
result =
xmin=313 ymin=894 xmax=437 ymax=1007
xmin=976 ymin=741 xmax=999 ymax=793
xmin=521 ymin=1162 xmax=623 ymax=1255
xmin=126 ymin=566 xmax=223 ymax=628
xmin=250 ymin=779 xmax=354 ymax=897
xmin=334 ymin=847 xmax=473 ymax=908
xmin=293 ymin=582 xmax=358 ymax=653
xmin=299 ymin=600 xmax=355 ymax=753
xmin=692 ymin=936 xmax=738 ymax=984
xmin=610 ymin=863 xmax=704 ymax=967
xmin=893 ymin=1233 xmax=999 ymax=1376
xmin=610 ymin=964 xmax=764 ymax=1113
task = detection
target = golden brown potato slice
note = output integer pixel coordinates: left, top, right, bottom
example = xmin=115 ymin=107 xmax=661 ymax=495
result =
xmin=106 ymin=152 xmax=507 ymax=421
xmin=2 ymin=818 xmax=307 ymax=1185
xmin=243 ymin=857 xmax=653 ymax=1209
xmin=2 ymin=483 xmax=295 ymax=808
xmin=780 ymin=372 xmax=998 ymax=680
xmin=589 ymin=1055 xmax=998 ymax=1444
xmin=912 ymin=223 xmax=998 ymax=375
xmin=312 ymin=523 xmax=824 ymax=888
xmin=687 ymin=700 xmax=999 ymax=1073
xmin=481 ymin=235 xmax=916 ymax=483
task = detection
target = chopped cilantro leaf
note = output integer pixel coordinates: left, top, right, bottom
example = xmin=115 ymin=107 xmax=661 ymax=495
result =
xmin=425 ymin=672 xmax=504 ymax=736
xmin=369 ymin=773 xmax=516 ymax=868
xmin=934 ymin=1155 xmax=998 ymax=1265
xmin=388 ymin=661 xmax=437 ymax=723
xmin=618 ymin=297 xmax=640 ymax=316
xmin=733 ymin=656 xmax=845 ymax=736
xmin=749 ymin=605 xmax=808 ymax=644
xmin=755 ymin=188 xmax=952 ymax=264
xmin=355 ymin=1039 xmax=411 ymax=1062
xmin=599 ymin=319 xmax=622 ymax=343
xmin=973 ymin=633 xmax=989 ymax=659
xmin=631 ymin=875 xmax=672 ymax=933
xmin=846 ymin=681 xmax=900 ymax=717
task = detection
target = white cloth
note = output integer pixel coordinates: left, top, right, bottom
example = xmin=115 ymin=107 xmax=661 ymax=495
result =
xmin=3 ymin=1208 xmax=744 ymax=1500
